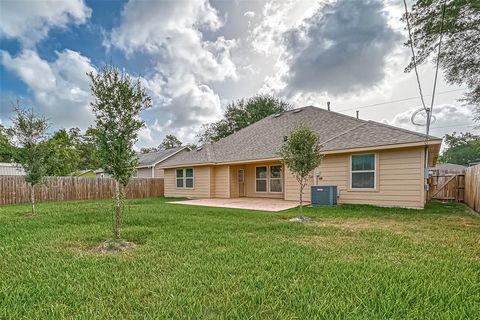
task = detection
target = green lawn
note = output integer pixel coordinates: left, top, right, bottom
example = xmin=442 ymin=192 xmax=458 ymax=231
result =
xmin=0 ymin=198 xmax=479 ymax=319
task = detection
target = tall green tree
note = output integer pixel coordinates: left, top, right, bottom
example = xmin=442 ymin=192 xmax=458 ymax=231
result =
xmin=140 ymin=147 xmax=158 ymax=154
xmin=72 ymin=127 xmax=102 ymax=170
xmin=198 ymin=94 xmax=293 ymax=143
xmin=438 ymin=132 xmax=480 ymax=166
xmin=0 ymin=124 xmax=15 ymax=162
xmin=88 ymin=65 xmax=152 ymax=241
xmin=11 ymin=104 xmax=49 ymax=215
xmin=159 ymin=134 xmax=182 ymax=150
xmin=43 ymin=129 xmax=81 ymax=176
xmin=404 ymin=0 xmax=480 ymax=120
xmin=278 ymin=124 xmax=322 ymax=220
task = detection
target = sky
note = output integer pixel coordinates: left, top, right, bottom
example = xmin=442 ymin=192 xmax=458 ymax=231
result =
xmin=0 ymin=0 xmax=478 ymax=149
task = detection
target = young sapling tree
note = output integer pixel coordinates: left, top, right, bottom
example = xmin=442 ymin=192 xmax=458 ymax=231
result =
xmin=88 ymin=65 xmax=152 ymax=242
xmin=278 ymin=123 xmax=322 ymax=221
xmin=11 ymin=102 xmax=49 ymax=215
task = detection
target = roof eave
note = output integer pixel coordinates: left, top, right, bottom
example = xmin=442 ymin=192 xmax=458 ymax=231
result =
xmin=136 ymin=146 xmax=190 ymax=168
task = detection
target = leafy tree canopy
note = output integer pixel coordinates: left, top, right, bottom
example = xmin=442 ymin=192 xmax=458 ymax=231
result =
xmin=0 ymin=124 xmax=15 ymax=162
xmin=43 ymin=129 xmax=81 ymax=176
xmin=198 ymin=94 xmax=293 ymax=144
xmin=404 ymin=0 xmax=480 ymax=120
xmin=438 ymin=132 xmax=480 ymax=166
xmin=140 ymin=147 xmax=158 ymax=154
xmin=70 ymin=127 xmax=102 ymax=170
xmin=88 ymin=64 xmax=152 ymax=186
xmin=159 ymin=134 xmax=182 ymax=150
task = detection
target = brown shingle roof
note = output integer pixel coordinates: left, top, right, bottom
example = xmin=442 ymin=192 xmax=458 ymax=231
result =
xmin=160 ymin=106 xmax=441 ymax=167
xmin=137 ymin=146 xmax=187 ymax=167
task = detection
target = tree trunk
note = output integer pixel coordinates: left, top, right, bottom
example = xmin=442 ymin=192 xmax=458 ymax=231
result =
xmin=299 ymin=181 xmax=304 ymax=219
xmin=30 ymin=184 xmax=36 ymax=215
xmin=114 ymin=180 xmax=122 ymax=240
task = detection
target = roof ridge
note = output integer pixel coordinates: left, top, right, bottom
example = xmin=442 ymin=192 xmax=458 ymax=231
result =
xmin=367 ymin=120 xmax=442 ymax=140
xmin=304 ymin=105 xmax=441 ymax=140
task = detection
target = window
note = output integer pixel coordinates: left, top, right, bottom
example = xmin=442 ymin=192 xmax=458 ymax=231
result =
xmin=176 ymin=168 xmax=194 ymax=189
xmin=269 ymin=165 xmax=283 ymax=192
xmin=256 ymin=166 xmax=267 ymax=192
xmin=176 ymin=169 xmax=184 ymax=188
xmin=185 ymin=168 xmax=194 ymax=188
xmin=351 ymin=154 xmax=375 ymax=189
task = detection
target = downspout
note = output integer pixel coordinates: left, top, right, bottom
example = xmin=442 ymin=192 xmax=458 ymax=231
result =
xmin=424 ymin=146 xmax=429 ymax=203
xmin=151 ymin=165 xmax=155 ymax=178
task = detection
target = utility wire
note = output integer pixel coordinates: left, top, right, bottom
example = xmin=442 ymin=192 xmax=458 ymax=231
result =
xmin=403 ymin=0 xmax=428 ymax=113
xmin=431 ymin=123 xmax=476 ymax=129
xmin=426 ymin=0 xmax=447 ymax=138
xmin=337 ymin=88 xmax=464 ymax=112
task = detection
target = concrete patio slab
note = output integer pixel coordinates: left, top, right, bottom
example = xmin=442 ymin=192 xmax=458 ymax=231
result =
xmin=168 ymin=198 xmax=300 ymax=212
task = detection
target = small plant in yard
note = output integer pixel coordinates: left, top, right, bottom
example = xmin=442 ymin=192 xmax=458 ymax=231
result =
xmin=278 ymin=123 xmax=322 ymax=222
xmin=11 ymin=101 xmax=49 ymax=215
xmin=88 ymin=64 xmax=152 ymax=249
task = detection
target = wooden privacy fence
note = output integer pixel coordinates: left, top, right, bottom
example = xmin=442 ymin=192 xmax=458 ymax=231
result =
xmin=464 ymin=165 xmax=480 ymax=212
xmin=0 ymin=176 xmax=164 ymax=205
xmin=429 ymin=174 xmax=465 ymax=202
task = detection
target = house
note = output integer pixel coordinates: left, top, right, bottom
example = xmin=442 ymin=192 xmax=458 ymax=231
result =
xmin=159 ymin=106 xmax=442 ymax=209
xmin=94 ymin=169 xmax=109 ymax=178
xmin=430 ymin=163 xmax=467 ymax=175
xmin=0 ymin=163 xmax=25 ymax=176
xmin=92 ymin=147 xmax=188 ymax=179
xmin=135 ymin=146 xmax=189 ymax=178
xmin=72 ymin=169 xmax=96 ymax=177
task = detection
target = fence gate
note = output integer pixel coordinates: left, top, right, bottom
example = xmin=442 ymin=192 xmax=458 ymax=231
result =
xmin=428 ymin=174 xmax=465 ymax=202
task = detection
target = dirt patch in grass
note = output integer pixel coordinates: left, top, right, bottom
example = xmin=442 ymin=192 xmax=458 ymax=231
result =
xmin=312 ymin=219 xmax=405 ymax=233
xmin=96 ymin=240 xmax=137 ymax=253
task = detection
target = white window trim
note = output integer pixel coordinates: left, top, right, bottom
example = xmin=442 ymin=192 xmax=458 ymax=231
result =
xmin=350 ymin=154 xmax=377 ymax=190
xmin=176 ymin=168 xmax=194 ymax=189
xmin=269 ymin=165 xmax=283 ymax=193
xmin=255 ymin=166 xmax=268 ymax=193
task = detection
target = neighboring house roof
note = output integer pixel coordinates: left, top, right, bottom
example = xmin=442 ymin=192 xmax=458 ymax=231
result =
xmin=74 ymin=169 xmax=94 ymax=176
xmin=0 ymin=162 xmax=26 ymax=176
xmin=430 ymin=163 xmax=467 ymax=173
xmin=160 ymin=106 xmax=442 ymax=168
xmin=136 ymin=146 xmax=188 ymax=168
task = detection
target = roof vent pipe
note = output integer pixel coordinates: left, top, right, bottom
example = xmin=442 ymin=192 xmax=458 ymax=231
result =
xmin=327 ymin=101 xmax=330 ymax=111
xmin=356 ymin=110 xmax=359 ymax=119
xmin=283 ymin=136 xmax=288 ymax=142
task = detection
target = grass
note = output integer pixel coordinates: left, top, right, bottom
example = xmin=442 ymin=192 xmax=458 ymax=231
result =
xmin=0 ymin=198 xmax=479 ymax=319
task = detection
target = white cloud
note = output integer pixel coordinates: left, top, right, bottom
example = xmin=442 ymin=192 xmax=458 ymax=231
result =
xmin=108 ymin=0 xmax=238 ymax=145
xmin=244 ymin=11 xmax=255 ymax=18
xmin=388 ymin=104 xmax=478 ymax=138
xmin=250 ymin=0 xmax=319 ymax=55
xmin=1 ymin=49 xmax=96 ymax=129
xmin=0 ymin=0 xmax=91 ymax=46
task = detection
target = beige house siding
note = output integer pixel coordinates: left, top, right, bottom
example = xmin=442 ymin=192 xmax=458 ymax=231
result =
xmin=136 ymin=167 xmax=153 ymax=178
xmin=154 ymin=167 xmax=165 ymax=178
xmin=284 ymin=146 xmax=425 ymax=208
xmin=135 ymin=166 xmax=164 ymax=178
xmin=214 ymin=165 xmax=230 ymax=198
xmin=164 ymin=166 xmax=212 ymax=198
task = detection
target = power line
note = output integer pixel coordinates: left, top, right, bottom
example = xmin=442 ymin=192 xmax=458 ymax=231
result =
xmin=337 ymin=88 xmax=465 ymax=112
xmin=427 ymin=0 xmax=447 ymax=138
xmin=430 ymin=123 xmax=477 ymax=129
xmin=403 ymin=0 xmax=428 ymax=113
